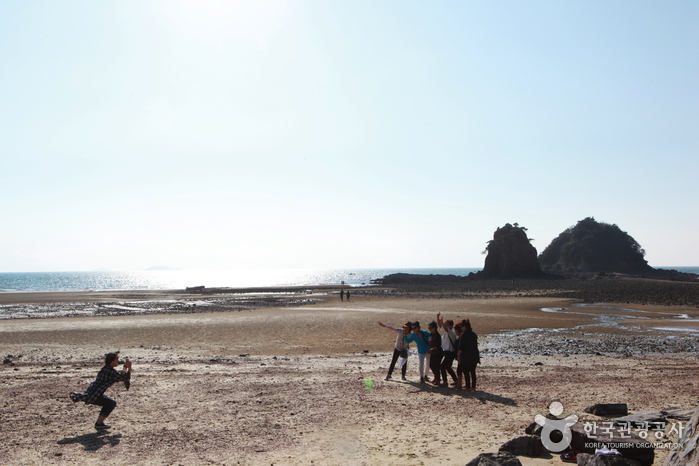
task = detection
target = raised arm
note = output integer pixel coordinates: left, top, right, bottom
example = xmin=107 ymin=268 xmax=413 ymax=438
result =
xmin=437 ymin=312 xmax=447 ymax=332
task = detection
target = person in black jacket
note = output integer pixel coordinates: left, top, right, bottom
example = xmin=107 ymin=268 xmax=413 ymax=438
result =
xmin=427 ymin=321 xmax=443 ymax=384
xmin=457 ymin=319 xmax=480 ymax=391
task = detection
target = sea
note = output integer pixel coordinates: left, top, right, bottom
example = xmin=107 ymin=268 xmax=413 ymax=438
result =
xmin=0 ymin=267 xmax=697 ymax=294
xmin=0 ymin=268 xmax=484 ymax=293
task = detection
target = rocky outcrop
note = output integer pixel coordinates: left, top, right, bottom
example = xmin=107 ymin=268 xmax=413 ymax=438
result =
xmin=663 ymin=407 xmax=699 ymax=466
xmin=538 ymin=217 xmax=653 ymax=274
xmin=498 ymin=435 xmax=544 ymax=457
xmin=479 ymin=224 xmax=545 ymax=279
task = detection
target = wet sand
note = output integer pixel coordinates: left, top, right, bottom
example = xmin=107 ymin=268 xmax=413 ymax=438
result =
xmin=1 ymin=291 xmax=698 ymax=465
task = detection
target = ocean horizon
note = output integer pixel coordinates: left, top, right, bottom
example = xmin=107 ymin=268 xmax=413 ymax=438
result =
xmin=0 ymin=268 xmax=483 ymax=293
xmin=0 ymin=266 xmax=697 ymax=293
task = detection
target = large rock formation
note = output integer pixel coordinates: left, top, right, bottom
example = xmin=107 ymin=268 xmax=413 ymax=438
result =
xmin=538 ymin=217 xmax=653 ymax=274
xmin=480 ymin=224 xmax=545 ymax=279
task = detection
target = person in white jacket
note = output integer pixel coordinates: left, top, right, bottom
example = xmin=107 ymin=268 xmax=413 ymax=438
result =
xmin=377 ymin=321 xmax=411 ymax=381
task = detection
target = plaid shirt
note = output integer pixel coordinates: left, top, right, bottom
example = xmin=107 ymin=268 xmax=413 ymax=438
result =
xmin=71 ymin=365 xmax=131 ymax=404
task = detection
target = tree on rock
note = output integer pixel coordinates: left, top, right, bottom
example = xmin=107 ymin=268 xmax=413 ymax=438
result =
xmin=480 ymin=223 xmax=545 ymax=279
xmin=538 ymin=217 xmax=652 ymax=274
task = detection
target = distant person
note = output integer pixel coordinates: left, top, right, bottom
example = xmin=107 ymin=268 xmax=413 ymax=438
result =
xmin=340 ymin=289 xmax=344 ymax=301
xmin=457 ymin=319 xmax=480 ymax=391
xmin=404 ymin=321 xmax=431 ymax=383
xmin=70 ymin=352 xmax=132 ymax=430
xmin=437 ymin=313 xmax=458 ymax=387
xmin=378 ymin=321 xmax=411 ymax=381
xmin=346 ymin=290 xmax=350 ymax=301
xmin=427 ymin=321 xmax=443 ymax=384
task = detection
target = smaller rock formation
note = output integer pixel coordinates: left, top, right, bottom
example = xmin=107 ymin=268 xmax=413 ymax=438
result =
xmin=479 ymin=224 xmax=545 ymax=279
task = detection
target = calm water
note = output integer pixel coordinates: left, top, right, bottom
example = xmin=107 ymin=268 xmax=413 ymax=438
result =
xmin=0 ymin=268 xmax=482 ymax=293
xmin=1 ymin=267 xmax=696 ymax=293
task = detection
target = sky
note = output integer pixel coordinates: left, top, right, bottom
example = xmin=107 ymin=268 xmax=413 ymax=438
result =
xmin=1 ymin=0 xmax=697 ymax=272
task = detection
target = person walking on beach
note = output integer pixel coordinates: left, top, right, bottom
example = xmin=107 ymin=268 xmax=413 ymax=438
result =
xmin=70 ymin=352 xmax=132 ymax=430
xmin=437 ymin=313 xmax=458 ymax=387
xmin=346 ymin=290 xmax=351 ymax=301
xmin=404 ymin=321 xmax=431 ymax=383
xmin=340 ymin=289 xmax=344 ymax=301
xmin=378 ymin=321 xmax=411 ymax=381
xmin=427 ymin=321 xmax=443 ymax=384
xmin=457 ymin=319 xmax=480 ymax=391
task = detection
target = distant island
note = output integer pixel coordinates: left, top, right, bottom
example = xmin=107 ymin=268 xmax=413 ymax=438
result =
xmin=146 ymin=266 xmax=181 ymax=271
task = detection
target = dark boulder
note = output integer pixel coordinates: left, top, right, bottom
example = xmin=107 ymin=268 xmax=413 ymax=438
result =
xmin=479 ymin=224 xmax=545 ymax=279
xmin=499 ymin=435 xmax=544 ymax=457
xmin=584 ymin=404 xmax=629 ymax=416
xmin=577 ymin=453 xmax=641 ymax=466
xmin=465 ymin=451 xmax=523 ymax=466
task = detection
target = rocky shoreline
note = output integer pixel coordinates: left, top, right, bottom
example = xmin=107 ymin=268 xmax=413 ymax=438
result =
xmin=374 ymin=274 xmax=699 ymax=307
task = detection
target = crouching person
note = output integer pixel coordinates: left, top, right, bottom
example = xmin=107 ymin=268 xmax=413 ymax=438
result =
xmin=70 ymin=352 xmax=132 ymax=430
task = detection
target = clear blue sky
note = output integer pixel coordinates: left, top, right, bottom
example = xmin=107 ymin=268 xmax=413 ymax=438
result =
xmin=1 ymin=1 xmax=697 ymax=272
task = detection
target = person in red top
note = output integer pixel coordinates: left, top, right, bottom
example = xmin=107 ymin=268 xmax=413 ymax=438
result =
xmin=70 ymin=352 xmax=132 ymax=430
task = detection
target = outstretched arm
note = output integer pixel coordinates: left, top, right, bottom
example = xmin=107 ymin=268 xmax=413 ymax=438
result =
xmin=379 ymin=321 xmax=401 ymax=332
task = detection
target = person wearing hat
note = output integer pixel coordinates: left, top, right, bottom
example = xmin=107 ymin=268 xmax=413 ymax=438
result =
xmin=70 ymin=351 xmax=132 ymax=430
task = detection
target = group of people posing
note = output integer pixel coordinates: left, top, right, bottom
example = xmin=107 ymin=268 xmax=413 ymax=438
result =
xmin=378 ymin=312 xmax=480 ymax=390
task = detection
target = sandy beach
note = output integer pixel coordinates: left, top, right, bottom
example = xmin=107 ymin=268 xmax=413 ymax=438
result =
xmin=1 ymin=288 xmax=698 ymax=465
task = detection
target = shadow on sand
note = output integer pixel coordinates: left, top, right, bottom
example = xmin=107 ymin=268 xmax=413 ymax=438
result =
xmin=57 ymin=432 xmax=122 ymax=451
xmin=401 ymin=380 xmax=517 ymax=406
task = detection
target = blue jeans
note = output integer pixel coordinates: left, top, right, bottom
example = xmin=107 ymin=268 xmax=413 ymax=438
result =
xmin=90 ymin=395 xmax=117 ymax=418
